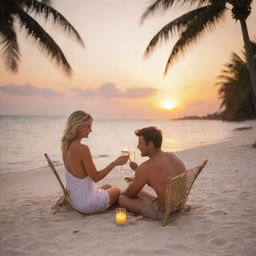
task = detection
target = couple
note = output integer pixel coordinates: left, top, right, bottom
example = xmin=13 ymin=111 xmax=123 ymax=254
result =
xmin=62 ymin=110 xmax=187 ymax=220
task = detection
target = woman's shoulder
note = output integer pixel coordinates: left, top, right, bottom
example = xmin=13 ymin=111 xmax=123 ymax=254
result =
xmin=69 ymin=141 xmax=90 ymax=153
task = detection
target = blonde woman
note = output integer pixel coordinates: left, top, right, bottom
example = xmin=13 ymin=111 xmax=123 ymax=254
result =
xmin=62 ymin=110 xmax=128 ymax=214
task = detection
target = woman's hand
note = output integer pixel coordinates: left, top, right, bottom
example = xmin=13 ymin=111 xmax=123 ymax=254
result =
xmin=124 ymin=176 xmax=134 ymax=183
xmin=113 ymin=155 xmax=129 ymax=166
xmin=129 ymin=161 xmax=138 ymax=171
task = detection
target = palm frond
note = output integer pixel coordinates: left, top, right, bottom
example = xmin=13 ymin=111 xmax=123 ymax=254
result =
xmin=143 ymin=6 xmax=210 ymax=57
xmin=41 ymin=0 xmax=52 ymax=5
xmin=164 ymin=4 xmax=226 ymax=74
xmin=15 ymin=8 xmax=72 ymax=75
xmin=181 ymin=0 xmax=210 ymax=7
xmin=141 ymin=0 xmax=176 ymax=24
xmin=22 ymin=0 xmax=85 ymax=47
xmin=141 ymin=0 xmax=214 ymax=24
xmin=0 ymin=12 xmax=21 ymax=72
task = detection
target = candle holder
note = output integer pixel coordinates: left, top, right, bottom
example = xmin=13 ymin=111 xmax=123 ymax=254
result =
xmin=115 ymin=207 xmax=127 ymax=225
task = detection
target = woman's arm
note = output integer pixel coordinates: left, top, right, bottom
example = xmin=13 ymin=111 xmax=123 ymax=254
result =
xmin=80 ymin=144 xmax=128 ymax=182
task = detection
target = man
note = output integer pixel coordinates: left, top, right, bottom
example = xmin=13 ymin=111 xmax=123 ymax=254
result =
xmin=119 ymin=126 xmax=188 ymax=220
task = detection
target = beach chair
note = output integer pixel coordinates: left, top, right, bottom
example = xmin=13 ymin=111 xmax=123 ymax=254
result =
xmin=162 ymin=160 xmax=208 ymax=226
xmin=44 ymin=153 xmax=71 ymax=214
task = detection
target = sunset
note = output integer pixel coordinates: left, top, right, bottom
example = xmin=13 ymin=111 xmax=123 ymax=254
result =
xmin=0 ymin=1 xmax=256 ymax=255
xmin=1 ymin=0 xmax=255 ymax=119
xmin=159 ymin=99 xmax=178 ymax=110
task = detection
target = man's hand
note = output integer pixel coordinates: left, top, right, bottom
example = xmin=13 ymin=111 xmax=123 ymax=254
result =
xmin=129 ymin=161 xmax=138 ymax=171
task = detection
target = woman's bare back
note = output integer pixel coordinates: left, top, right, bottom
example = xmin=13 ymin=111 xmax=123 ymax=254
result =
xmin=63 ymin=141 xmax=89 ymax=179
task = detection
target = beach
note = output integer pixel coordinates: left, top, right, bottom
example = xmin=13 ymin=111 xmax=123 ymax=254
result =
xmin=0 ymin=126 xmax=256 ymax=256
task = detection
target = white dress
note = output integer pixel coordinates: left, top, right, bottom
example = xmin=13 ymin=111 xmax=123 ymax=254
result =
xmin=65 ymin=169 xmax=110 ymax=214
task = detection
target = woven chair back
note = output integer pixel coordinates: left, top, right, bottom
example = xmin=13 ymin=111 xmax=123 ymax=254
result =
xmin=162 ymin=160 xmax=208 ymax=226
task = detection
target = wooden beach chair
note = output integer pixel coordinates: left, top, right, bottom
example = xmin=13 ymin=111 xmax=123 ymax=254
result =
xmin=162 ymin=160 xmax=208 ymax=226
xmin=44 ymin=153 xmax=71 ymax=214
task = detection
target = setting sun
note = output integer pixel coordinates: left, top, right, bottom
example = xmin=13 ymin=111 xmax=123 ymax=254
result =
xmin=160 ymin=99 xmax=178 ymax=110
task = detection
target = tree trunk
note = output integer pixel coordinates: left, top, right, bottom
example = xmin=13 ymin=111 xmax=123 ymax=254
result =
xmin=239 ymin=18 xmax=256 ymax=114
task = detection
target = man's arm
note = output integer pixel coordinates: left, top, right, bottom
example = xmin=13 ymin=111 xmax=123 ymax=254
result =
xmin=124 ymin=166 xmax=148 ymax=198
xmin=129 ymin=161 xmax=138 ymax=171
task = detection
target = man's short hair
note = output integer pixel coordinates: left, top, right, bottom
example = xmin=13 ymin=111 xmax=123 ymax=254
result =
xmin=135 ymin=126 xmax=162 ymax=149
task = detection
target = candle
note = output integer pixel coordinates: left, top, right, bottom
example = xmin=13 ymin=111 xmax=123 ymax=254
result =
xmin=116 ymin=208 xmax=126 ymax=225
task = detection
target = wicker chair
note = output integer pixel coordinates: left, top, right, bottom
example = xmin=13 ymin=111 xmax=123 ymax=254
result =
xmin=44 ymin=153 xmax=71 ymax=214
xmin=162 ymin=160 xmax=208 ymax=226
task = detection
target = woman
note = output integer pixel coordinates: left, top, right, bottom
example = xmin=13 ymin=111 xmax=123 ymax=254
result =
xmin=61 ymin=110 xmax=128 ymax=214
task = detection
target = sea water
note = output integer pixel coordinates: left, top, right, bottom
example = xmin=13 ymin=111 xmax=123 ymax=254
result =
xmin=0 ymin=115 xmax=255 ymax=175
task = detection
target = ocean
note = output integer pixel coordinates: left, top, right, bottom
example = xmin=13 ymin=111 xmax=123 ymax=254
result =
xmin=0 ymin=115 xmax=255 ymax=175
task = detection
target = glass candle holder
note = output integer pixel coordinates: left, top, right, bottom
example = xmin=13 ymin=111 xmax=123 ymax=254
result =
xmin=115 ymin=208 xmax=127 ymax=225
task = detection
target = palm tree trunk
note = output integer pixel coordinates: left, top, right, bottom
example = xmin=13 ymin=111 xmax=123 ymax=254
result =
xmin=239 ymin=18 xmax=256 ymax=114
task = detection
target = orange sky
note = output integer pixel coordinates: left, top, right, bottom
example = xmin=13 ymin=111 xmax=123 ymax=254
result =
xmin=0 ymin=0 xmax=255 ymax=119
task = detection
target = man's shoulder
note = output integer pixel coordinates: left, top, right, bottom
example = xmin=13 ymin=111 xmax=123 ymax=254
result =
xmin=163 ymin=151 xmax=173 ymax=156
xmin=139 ymin=159 xmax=152 ymax=169
xmin=135 ymin=160 xmax=150 ymax=173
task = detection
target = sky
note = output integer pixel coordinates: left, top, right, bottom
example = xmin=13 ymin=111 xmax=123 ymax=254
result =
xmin=0 ymin=0 xmax=256 ymax=119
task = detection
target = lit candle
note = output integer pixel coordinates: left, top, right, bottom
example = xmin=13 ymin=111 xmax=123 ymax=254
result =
xmin=116 ymin=208 xmax=126 ymax=225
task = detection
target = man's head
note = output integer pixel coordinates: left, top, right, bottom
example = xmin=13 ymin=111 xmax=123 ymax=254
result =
xmin=135 ymin=126 xmax=162 ymax=156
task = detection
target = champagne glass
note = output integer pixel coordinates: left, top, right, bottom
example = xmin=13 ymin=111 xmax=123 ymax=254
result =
xmin=128 ymin=151 xmax=135 ymax=162
xmin=128 ymin=151 xmax=136 ymax=175
xmin=119 ymin=146 xmax=129 ymax=173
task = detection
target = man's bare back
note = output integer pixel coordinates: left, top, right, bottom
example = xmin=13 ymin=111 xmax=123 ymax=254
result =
xmin=139 ymin=151 xmax=186 ymax=208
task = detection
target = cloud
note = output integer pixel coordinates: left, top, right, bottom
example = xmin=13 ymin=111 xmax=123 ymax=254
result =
xmin=98 ymin=83 xmax=121 ymax=98
xmin=0 ymin=84 xmax=62 ymax=97
xmin=123 ymin=87 xmax=157 ymax=98
xmin=73 ymin=83 xmax=158 ymax=98
xmin=72 ymin=88 xmax=96 ymax=98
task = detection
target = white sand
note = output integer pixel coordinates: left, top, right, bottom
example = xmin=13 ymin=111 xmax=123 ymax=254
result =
xmin=0 ymin=127 xmax=256 ymax=256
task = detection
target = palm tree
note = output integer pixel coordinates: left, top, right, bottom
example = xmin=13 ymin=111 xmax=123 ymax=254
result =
xmin=216 ymin=43 xmax=256 ymax=121
xmin=0 ymin=0 xmax=84 ymax=75
xmin=141 ymin=0 xmax=256 ymax=111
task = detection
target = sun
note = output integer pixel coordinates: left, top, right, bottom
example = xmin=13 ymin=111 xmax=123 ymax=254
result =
xmin=160 ymin=99 xmax=178 ymax=110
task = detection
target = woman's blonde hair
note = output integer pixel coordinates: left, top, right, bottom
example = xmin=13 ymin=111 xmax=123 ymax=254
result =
xmin=61 ymin=110 xmax=93 ymax=152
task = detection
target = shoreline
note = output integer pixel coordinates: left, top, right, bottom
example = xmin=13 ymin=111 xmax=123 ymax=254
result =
xmin=1 ymin=118 xmax=255 ymax=177
xmin=0 ymin=127 xmax=256 ymax=256
xmin=0 ymin=139 xmax=234 ymax=176
xmin=0 ymin=133 xmax=249 ymax=177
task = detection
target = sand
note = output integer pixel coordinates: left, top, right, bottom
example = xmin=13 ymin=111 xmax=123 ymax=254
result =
xmin=0 ymin=126 xmax=256 ymax=256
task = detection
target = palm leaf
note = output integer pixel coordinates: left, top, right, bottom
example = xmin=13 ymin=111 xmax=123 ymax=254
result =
xmin=141 ymin=0 xmax=214 ymax=24
xmin=164 ymin=4 xmax=226 ymax=74
xmin=143 ymin=6 xmax=210 ymax=57
xmin=41 ymin=0 xmax=52 ymax=5
xmin=15 ymin=8 xmax=72 ymax=75
xmin=141 ymin=0 xmax=176 ymax=24
xmin=22 ymin=0 xmax=85 ymax=47
xmin=0 ymin=12 xmax=20 ymax=72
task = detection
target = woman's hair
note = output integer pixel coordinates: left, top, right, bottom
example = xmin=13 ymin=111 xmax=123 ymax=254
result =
xmin=135 ymin=126 xmax=162 ymax=149
xmin=61 ymin=110 xmax=93 ymax=152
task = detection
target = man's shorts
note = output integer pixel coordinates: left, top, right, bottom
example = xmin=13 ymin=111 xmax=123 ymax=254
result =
xmin=140 ymin=198 xmax=164 ymax=220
